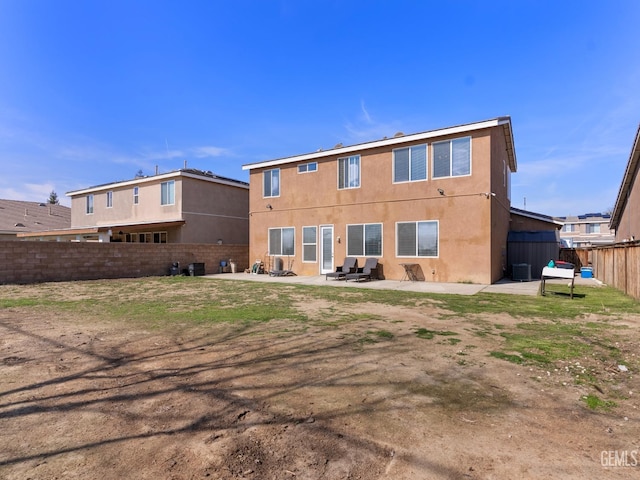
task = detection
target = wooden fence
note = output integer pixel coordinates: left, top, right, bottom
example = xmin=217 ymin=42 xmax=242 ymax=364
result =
xmin=566 ymin=242 xmax=640 ymax=300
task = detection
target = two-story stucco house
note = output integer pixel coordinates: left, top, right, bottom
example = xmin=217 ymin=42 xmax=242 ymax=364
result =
xmin=20 ymin=169 xmax=249 ymax=244
xmin=242 ymin=117 xmax=517 ymax=284
xmin=558 ymin=213 xmax=615 ymax=247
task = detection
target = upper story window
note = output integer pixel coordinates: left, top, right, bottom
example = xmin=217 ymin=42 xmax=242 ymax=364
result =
xmin=562 ymin=224 xmax=575 ymax=232
xmin=393 ymin=144 xmax=427 ymax=183
xmin=433 ymin=137 xmax=471 ymax=178
xmin=133 ymin=186 xmax=139 ymax=205
xmin=106 ymin=191 xmax=113 ymax=208
xmin=264 ymin=169 xmax=280 ymax=197
xmin=338 ymin=155 xmax=360 ymax=189
xmin=161 ymin=180 xmax=175 ymax=205
xmin=86 ymin=194 xmax=94 ymax=214
xmin=586 ymin=223 xmax=601 ymax=234
xmin=397 ymin=220 xmax=439 ymax=257
xmin=298 ymin=162 xmax=318 ymax=174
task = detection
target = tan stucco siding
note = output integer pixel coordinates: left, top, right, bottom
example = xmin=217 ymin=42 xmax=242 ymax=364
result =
xmin=615 ymin=175 xmax=640 ymax=242
xmin=249 ymin=128 xmax=505 ymax=283
xmin=69 ymin=174 xmax=249 ymax=244
xmin=71 ymin=179 xmax=182 ymax=228
xmin=180 ymin=177 xmax=249 ymax=244
xmin=489 ymin=127 xmax=514 ymax=282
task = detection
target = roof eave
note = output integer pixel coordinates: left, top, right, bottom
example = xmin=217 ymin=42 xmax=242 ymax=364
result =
xmin=610 ymin=124 xmax=640 ymax=230
xmin=242 ymin=116 xmax=515 ymax=171
xmin=66 ymin=170 xmax=248 ymax=197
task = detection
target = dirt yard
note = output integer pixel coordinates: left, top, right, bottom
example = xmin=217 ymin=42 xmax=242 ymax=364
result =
xmin=1 ymin=279 xmax=639 ymax=479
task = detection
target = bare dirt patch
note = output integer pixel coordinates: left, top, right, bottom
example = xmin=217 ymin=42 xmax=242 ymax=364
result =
xmin=1 ymin=280 xmax=639 ymax=479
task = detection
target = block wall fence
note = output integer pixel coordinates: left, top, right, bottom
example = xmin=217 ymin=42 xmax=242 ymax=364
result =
xmin=0 ymin=241 xmax=249 ymax=284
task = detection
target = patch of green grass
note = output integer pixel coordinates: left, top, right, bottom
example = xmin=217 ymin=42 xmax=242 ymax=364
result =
xmin=436 ymin=285 xmax=640 ymax=319
xmin=488 ymin=319 xmax=624 ymax=367
xmin=582 ymin=394 xmax=617 ymax=410
xmin=444 ymin=337 xmax=461 ymax=345
xmin=0 ymin=298 xmax=44 ymax=308
xmin=415 ymin=328 xmax=458 ymax=339
xmin=490 ymin=351 xmax=524 ymax=364
xmin=368 ymin=329 xmax=394 ymax=339
xmin=353 ymin=329 xmax=395 ymax=346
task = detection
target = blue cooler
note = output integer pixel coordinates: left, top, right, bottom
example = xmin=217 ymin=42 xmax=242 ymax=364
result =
xmin=580 ymin=267 xmax=593 ymax=278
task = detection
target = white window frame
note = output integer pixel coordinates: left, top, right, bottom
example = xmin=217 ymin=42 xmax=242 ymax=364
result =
xmin=138 ymin=232 xmax=152 ymax=243
xmin=161 ymin=180 xmax=175 ymax=206
xmin=263 ymin=168 xmax=280 ymax=197
xmin=338 ymin=155 xmax=360 ymax=190
xmin=432 ymin=136 xmax=472 ymax=179
xmin=86 ymin=194 xmax=94 ymax=215
xmin=346 ymin=223 xmax=383 ymax=257
xmin=133 ymin=186 xmax=139 ymax=205
xmin=106 ymin=191 xmax=113 ymax=208
xmin=393 ymin=144 xmax=428 ymax=183
xmin=586 ymin=223 xmax=601 ymax=234
xmin=396 ymin=220 xmax=439 ymax=258
xmin=298 ymin=162 xmax=318 ymax=174
xmin=268 ymin=227 xmax=295 ymax=256
xmin=302 ymin=226 xmax=317 ymax=263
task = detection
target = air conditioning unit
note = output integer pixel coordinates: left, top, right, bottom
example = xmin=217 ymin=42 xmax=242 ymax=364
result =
xmin=512 ymin=263 xmax=531 ymax=282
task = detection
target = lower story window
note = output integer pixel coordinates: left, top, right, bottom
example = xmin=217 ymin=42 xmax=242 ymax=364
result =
xmin=302 ymin=226 xmax=317 ymax=262
xmin=347 ymin=223 xmax=382 ymax=257
xmin=397 ymin=221 xmax=438 ymax=257
xmin=122 ymin=231 xmax=167 ymax=243
xmin=269 ymin=227 xmax=295 ymax=256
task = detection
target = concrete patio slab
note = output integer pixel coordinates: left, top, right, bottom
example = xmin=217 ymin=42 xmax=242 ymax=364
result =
xmin=203 ymin=272 xmax=602 ymax=296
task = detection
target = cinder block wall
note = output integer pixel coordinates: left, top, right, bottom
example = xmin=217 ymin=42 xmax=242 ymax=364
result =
xmin=0 ymin=241 xmax=249 ymax=284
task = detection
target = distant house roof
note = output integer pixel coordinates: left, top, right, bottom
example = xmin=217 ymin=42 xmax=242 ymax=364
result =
xmin=0 ymin=199 xmax=71 ymax=236
xmin=510 ymin=207 xmax=564 ymax=227
xmin=557 ymin=213 xmax=611 ymax=223
xmin=242 ymin=117 xmax=517 ymax=173
xmin=66 ymin=168 xmax=249 ymax=197
xmin=610 ymin=123 xmax=640 ymax=230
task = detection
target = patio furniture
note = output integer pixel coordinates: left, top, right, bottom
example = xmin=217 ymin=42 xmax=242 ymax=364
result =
xmin=346 ymin=258 xmax=379 ymax=282
xmin=541 ymin=266 xmax=575 ymax=299
xmin=400 ymin=263 xmax=419 ymax=282
xmin=325 ymin=257 xmax=358 ymax=280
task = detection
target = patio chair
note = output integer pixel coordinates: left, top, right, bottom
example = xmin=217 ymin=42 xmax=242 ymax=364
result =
xmin=325 ymin=257 xmax=358 ymax=280
xmin=345 ymin=258 xmax=379 ymax=282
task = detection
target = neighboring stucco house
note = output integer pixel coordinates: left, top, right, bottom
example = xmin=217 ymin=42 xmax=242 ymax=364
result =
xmin=242 ymin=117 xmax=517 ymax=284
xmin=558 ymin=213 xmax=615 ymax=247
xmin=19 ymin=169 xmax=249 ymax=244
xmin=610 ymin=124 xmax=640 ymax=243
xmin=0 ymin=199 xmax=70 ymax=240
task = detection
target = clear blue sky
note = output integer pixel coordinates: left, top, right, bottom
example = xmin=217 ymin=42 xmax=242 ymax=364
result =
xmin=1 ymin=1 xmax=638 ymax=216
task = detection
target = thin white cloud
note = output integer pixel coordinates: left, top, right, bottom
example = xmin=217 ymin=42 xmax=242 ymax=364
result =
xmin=192 ymin=146 xmax=228 ymax=158
xmin=0 ymin=182 xmax=70 ymax=206
xmin=360 ymin=100 xmax=372 ymax=124
xmin=343 ymin=101 xmax=402 ymax=143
